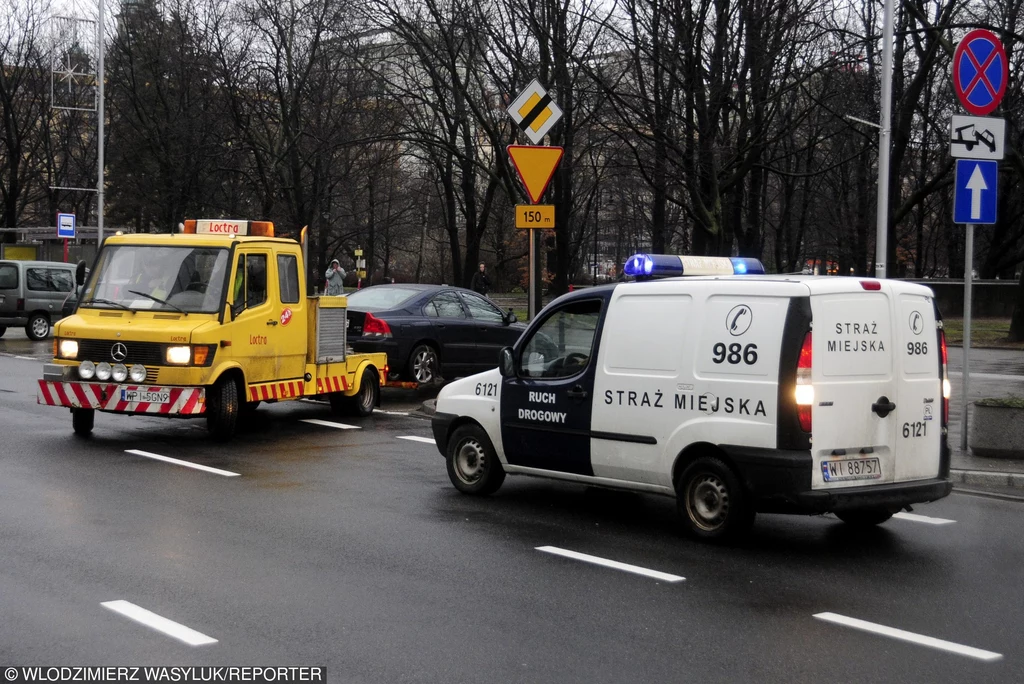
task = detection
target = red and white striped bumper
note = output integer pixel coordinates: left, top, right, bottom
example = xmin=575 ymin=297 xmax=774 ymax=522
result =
xmin=37 ymin=381 xmax=205 ymax=415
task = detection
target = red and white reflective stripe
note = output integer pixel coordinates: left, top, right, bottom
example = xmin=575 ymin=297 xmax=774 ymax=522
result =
xmin=314 ymin=376 xmax=349 ymax=394
xmin=248 ymin=380 xmax=310 ymax=400
xmin=37 ymin=381 xmax=204 ymax=415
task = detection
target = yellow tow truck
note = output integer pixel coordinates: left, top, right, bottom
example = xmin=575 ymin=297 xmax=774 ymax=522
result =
xmin=38 ymin=219 xmax=388 ymax=440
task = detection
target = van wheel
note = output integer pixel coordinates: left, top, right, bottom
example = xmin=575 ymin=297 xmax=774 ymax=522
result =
xmin=72 ymin=408 xmax=94 ymax=436
xmin=446 ymin=424 xmax=505 ymax=495
xmin=836 ymin=508 xmax=894 ymax=527
xmin=329 ymin=368 xmax=379 ymax=417
xmin=207 ymin=377 xmax=240 ymax=441
xmin=676 ymin=456 xmax=754 ymax=541
xmin=26 ymin=313 xmax=50 ymax=340
xmin=409 ymin=344 xmax=439 ymax=385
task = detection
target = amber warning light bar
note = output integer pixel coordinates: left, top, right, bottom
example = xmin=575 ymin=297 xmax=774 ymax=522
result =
xmin=182 ymin=219 xmax=275 ymax=237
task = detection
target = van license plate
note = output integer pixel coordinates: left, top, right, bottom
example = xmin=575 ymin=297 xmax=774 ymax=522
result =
xmin=121 ymin=389 xmax=170 ymax=404
xmin=822 ymin=457 xmax=881 ymax=483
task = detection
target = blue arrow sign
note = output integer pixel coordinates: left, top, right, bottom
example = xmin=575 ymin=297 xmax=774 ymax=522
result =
xmin=954 ymin=159 xmax=997 ymax=224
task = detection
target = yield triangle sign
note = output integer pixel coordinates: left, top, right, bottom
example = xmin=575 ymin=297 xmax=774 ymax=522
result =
xmin=507 ymin=145 xmax=563 ymax=204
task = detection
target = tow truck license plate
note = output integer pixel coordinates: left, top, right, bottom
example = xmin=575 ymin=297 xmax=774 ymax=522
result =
xmin=121 ymin=388 xmax=170 ymax=404
xmin=822 ymin=457 xmax=881 ymax=483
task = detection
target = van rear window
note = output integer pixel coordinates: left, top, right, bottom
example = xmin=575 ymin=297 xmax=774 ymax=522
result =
xmin=0 ymin=264 xmax=16 ymax=289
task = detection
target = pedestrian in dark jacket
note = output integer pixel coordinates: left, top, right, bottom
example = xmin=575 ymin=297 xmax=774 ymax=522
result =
xmin=470 ymin=262 xmax=491 ymax=296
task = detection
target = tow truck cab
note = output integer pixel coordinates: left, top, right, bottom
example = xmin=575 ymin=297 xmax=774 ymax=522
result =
xmin=39 ymin=219 xmax=387 ymax=440
xmin=432 ymin=254 xmax=952 ymax=541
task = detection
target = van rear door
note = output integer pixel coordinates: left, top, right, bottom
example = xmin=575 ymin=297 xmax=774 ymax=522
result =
xmin=891 ymin=289 xmax=942 ymax=481
xmin=810 ymin=284 xmax=899 ymax=489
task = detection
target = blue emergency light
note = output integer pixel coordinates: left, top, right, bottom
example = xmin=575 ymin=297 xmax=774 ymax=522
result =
xmin=623 ymin=254 xmax=765 ymax=278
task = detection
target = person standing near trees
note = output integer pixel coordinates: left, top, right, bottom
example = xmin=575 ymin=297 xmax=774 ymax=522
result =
xmin=325 ymin=259 xmax=346 ymax=295
xmin=470 ymin=261 xmax=491 ymax=296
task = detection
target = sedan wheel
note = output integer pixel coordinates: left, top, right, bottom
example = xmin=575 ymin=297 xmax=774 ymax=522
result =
xmin=409 ymin=344 xmax=439 ymax=385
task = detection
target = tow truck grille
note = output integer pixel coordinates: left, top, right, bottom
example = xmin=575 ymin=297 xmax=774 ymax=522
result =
xmin=76 ymin=339 xmax=165 ymax=366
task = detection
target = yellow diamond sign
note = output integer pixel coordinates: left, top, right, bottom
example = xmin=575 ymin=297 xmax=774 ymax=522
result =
xmin=507 ymin=79 xmax=563 ymax=144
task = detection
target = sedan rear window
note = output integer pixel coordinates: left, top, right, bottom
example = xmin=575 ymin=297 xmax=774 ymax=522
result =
xmin=346 ymin=287 xmax=420 ymax=310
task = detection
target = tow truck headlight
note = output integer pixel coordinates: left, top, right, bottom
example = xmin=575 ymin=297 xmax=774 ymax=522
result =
xmin=129 ymin=364 xmax=147 ymax=383
xmin=166 ymin=346 xmax=191 ymax=365
xmin=112 ymin=364 xmax=128 ymax=382
xmin=95 ymin=362 xmax=112 ymax=381
xmin=79 ymin=360 xmax=96 ymax=380
xmin=59 ymin=339 xmax=79 ymax=359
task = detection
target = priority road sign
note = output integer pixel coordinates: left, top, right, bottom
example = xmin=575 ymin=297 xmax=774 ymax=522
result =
xmin=57 ymin=212 xmax=76 ymax=238
xmin=506 ymin=79 xmax=563 ymax=145
xmin=953 ymin=30 xmax=1007 ymax=116
xmin=953 ymin=159 xmax=998 ymax=224
xmin=507 ymin=145 xmax=563 ymax=204
xmin=950 ymin=115 xmax=1005 ymax=160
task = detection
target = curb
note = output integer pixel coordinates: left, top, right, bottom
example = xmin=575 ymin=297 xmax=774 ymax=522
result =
xmin=420 ymin=399 xmax=437 ymax=416
xmin=950 ymin=468 xmax=1024 ymax=489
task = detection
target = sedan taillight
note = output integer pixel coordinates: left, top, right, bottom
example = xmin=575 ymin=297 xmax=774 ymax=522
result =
xmin=363 ymin=312 xmax=392 ymax=338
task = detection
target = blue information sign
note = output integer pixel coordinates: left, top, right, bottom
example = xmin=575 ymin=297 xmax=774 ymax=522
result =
xmin=953 ymin=159 xmax=998 ymax=224
xmin=57 ymin=212 xmax=76 ymax=238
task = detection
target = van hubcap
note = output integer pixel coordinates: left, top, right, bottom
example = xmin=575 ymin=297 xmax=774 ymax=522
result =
xmin=454 ymin=439 xmax=486 ymax=484
xmin=31 ymin=317 xmax=48 ymax=338
xmin=687 ymin=475 xmax=730 ymax=530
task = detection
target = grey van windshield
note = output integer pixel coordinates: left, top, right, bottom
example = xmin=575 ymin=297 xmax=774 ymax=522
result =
xmin=82 ymin=246 xmax=230 ymax=314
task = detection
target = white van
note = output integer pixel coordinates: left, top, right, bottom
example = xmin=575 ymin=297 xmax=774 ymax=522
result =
xmin=431 ymin=254 xmax=952 ymax=541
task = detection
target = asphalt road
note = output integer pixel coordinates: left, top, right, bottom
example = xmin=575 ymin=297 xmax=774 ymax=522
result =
xmin=2 ymin=351 xmax=1024 ymax=681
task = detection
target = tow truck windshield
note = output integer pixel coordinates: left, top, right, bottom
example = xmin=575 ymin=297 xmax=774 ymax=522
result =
xmin=81 ymin=245 xmax=230 ymax=314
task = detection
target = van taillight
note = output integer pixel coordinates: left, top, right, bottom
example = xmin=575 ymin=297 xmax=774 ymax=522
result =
xmin=362 ymin=312 xmax=392 ymax=338
xmin=940 ymin=329 xmax=950 ymax=427
xmin=16 ymin=298 xmax=24 ymax=311
xmin=795 ymin=332 xmax=813 ymax=432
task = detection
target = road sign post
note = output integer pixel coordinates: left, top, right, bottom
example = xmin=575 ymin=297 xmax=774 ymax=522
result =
xmin=951 ymin=29 xmax=1006 ymax=452
xmin=505 ymin=86 xmax=564 ymax=320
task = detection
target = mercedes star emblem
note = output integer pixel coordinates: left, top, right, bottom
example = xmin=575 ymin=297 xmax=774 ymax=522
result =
xmin=111 ymin=342 xmax=128 ymax=362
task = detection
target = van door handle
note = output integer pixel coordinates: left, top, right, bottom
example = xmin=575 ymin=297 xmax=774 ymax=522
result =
xmin=266 ymin=320 xmax=278 ymax=326
xmin=872 ymin=396 xmax=896 ymax=418
xmin=566 ymin=385 xmax=588 ymax=401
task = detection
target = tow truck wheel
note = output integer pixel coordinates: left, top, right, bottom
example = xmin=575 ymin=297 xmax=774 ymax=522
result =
xmin=71 ymin=408 xmax=94 ymax=436
xmin=446 ymin=424 xmax=505 ymax=495
xmin=329 ymin=368 xmax=379 ymax=417
xmin=835 ymin=508 xmax=894 ymax=527
xmin=207 ymin=377 xmax=240 ymax=441
xmin=675 ymin=456 xmax=754 ymax=541
xmin=26 ymin=313 xmax=50 ymax=340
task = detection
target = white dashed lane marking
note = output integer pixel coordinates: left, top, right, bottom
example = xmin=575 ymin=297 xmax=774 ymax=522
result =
xmin=125 ymin=450 xmax=240 ymax=477
xmin=813 ymin=612 xmax=1001 ymax=661
xmin=536 ymin=546 xmax=685 ymax=583
xmin=893 ymin=512 xmax=956 ymax=525
xmin=376 ymin=410 xmax=411 ymax=416
xmin=397 ymin=436 xmax=435 ymax=444
xmin=300 ymin=419 xmax=360 ymax=430
xmin=101 ymin=600 xmax=217 ymax=646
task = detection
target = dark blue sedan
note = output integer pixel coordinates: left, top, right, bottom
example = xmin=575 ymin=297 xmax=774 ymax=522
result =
xmin=345 ymin=284 xmax=524 ymax=385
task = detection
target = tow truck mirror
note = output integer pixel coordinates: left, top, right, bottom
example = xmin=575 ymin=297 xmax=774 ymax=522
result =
xmin=504 ymin=308 xmax=517 ymax=325
xmin=75 ymin=260 xmax=87 ymax=287
xmin=498 ymin=347 xmax=515 ymax=377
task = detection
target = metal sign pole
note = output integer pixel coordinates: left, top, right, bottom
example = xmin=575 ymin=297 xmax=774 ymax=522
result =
xmin=961 ymin=224 xmax=973 ymax=451
xmin=528 ymin=230 xmax=537 ymax=321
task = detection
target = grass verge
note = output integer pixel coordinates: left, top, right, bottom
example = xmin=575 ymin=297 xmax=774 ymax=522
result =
xmin=942 ymin=318 xmax=1024 ymax=349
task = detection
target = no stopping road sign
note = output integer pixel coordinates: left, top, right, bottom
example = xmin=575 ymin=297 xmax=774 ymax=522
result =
xmin=953 ymin=30 xmax=1007 ymax=116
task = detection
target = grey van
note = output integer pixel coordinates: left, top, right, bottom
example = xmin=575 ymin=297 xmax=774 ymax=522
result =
xmin=0 ymin=260 xmax=77 ymax=340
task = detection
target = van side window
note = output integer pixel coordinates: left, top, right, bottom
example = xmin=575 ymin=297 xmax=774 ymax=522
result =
xmin=519 ymin=299 xmax=602 ymax=378
xmin=0 ymin=264 xmax=18 ymax=289
xmin=27 ymin=268 xmax=73 ymax=292
xmin=278 ymin=254 xmax=299 ymax=303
